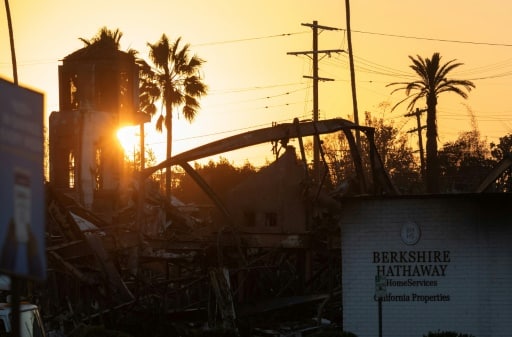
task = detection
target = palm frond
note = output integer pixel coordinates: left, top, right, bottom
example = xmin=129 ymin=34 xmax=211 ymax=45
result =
xmin=184 ymin=76 xmax=208 ymax=96
xmin=409 ymin=55 xmax=428 ymax=80
xmin=79 ymin=27 xmax=123 ymax=48
xmin=155 ymin=114 xmax=165 ymax=132
xmin=390 ymin=95 xmax=413 ymax=112
xmin=437 ymin=59 xmax=462 ymax=79
xmin=171 ymin=37 xmax=182 ymax=58
xmin=188 ymin=55 xmax=204 ymax=69
xmin=148 ymin=34 xmax=171 ymax=70
xmin=436 ymin=85 xmax=469 ymax=99
xmin=145 ymin=34 xmax=207 ymax=142
xmin=182 ymin=96 xmax=200 ymax=122
xmin=78 ymin=37 xmax=92 ymax=46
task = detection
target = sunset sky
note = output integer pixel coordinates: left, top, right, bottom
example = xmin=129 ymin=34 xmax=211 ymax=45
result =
xmin=1 ymin=1 xmax=511 ymax=167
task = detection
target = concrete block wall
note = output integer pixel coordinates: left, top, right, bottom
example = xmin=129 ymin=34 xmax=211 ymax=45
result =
xmin=339 ymin=194 xmax=512 ymax=337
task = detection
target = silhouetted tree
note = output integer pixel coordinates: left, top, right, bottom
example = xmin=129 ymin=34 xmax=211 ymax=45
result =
xmin=490 ymin=134 xmax=512 ymax=160
xmin=79 ymin=27 xmax=123 ymax=49
xmin=174 ymin=158 xmax=257 ymax=205
xmin=146 ymin=35 xmax=208 ymax=200
xmin=363 ymin=112 xmax=421 ymax=193
xmin=136 ymin=58 xmax=160 ymax=117
xmin=79 ymin=27 xmax=162 ymax=172
xmin=319 ymin=112 xmax=420 ymax=194
xmin=123 ymin=148 xmax=158 ymax=176
xmin=438 ymin=130 xmax=493 ymax=192
xmin=489 ymin=134 xmax=512 ymax=191
xmin=388 ymin=53 xmax=475 ymax=193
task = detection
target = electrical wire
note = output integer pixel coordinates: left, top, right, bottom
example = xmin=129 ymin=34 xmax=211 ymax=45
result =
xmin=350 ymin=29 xmax=512 ymax=47
xmin=9 ymin=27 xmax=512 ymax=145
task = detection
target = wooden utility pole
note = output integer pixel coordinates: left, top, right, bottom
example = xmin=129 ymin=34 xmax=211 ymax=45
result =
xmin=5 ymin=0 xmax=17 ymax=84
xmin=345 ymin=0 xmax=361 ymax=150
xmin=406 ymin=108 xmax=427 ymax=182
xmin=287 ymin=21 xmax=343 ymax=183
xmin=4 ymin=3 xmax=22 ymax=337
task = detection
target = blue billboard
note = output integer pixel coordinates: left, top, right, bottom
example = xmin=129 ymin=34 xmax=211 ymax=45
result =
xmin=0 ymin=78 xmax=46 ymax=281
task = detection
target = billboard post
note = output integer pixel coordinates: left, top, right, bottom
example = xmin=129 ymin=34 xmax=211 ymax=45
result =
xmin=375 ymin=274 xmax=386 ymax=337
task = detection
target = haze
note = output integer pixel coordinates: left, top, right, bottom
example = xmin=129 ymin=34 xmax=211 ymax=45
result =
xmin=1 ymin=0 xmax=511 ymax=166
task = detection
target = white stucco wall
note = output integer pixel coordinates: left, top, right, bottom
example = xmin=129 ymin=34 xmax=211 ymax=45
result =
xmin=340 ymin=195 xmax=512 ymax=337
xmin=80 ymin=110 xmax=119 ymax=208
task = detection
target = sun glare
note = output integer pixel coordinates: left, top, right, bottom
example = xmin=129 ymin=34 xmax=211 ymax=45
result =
xmin=116 ymin=126 xmax=139 ymax=155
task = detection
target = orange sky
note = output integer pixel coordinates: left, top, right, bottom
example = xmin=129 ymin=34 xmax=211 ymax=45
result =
xmin=1 ymin=1 xmax=511 ymax=167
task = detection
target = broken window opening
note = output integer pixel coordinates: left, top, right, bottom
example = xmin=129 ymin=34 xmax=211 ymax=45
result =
xmin=95 ymin=147 xmax=103 ymax=191
xmin=70 ymin=75 xmax=79 ymax=110
xmin=264 ymin=212 xmax=278 ymax=227
xmin=68 ymin=152 xmax=75 ymax=189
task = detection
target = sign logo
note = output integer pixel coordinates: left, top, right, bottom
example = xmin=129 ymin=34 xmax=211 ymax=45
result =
xmin=401 ymin=221 xmax=421 ymax=245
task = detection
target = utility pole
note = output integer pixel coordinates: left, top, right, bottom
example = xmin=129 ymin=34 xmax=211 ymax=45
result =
xmin=345 ymin=0 xmax=361 ymax=150
xmin=5 ymin=0 xmax=17 ymax=84
xmin=139 ymin=124 xmax=145 ymax=171
xmin=4 ymin=3 xmax=22 ymax=337
xmin=406 ymin=108 xmax=427 ymax=183
xmin=287 ymin=20 xmax=343 ymax=184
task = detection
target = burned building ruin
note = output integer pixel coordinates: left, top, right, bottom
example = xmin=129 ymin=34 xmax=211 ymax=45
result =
xmin=49 ymin=41 xmax=147 ymax=216
xmin=42 ymin=38 xmax=398 ymax=336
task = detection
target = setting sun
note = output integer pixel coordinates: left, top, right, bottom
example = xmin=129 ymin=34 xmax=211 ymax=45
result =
xmin=3 ymin=1 xmax=511 ymax=168
xmin=116 ymin=126 xmax=139 ymax=156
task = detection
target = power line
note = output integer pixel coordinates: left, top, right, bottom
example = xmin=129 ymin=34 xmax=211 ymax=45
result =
xmin=192 ymin=31 xmax=308 ymax=47
xmin=206 ymin=87 xmax=308 ymax=107
xmin=8 ymin=27 xmax=510 ymax=144
xmin=351 ymin=29 xmax=512 ymax=47
xmin=208 ymin=82 xmax=307 ymax=95
xmin=6 ymin=27 xmax=512 ymax=70
xmin=466 ymin=72 xmax=512 ymax=81
xmin=326 ymin=53 xmax=512 ymax=81
xmin=149 ymin=117 xmax=298 ymax=145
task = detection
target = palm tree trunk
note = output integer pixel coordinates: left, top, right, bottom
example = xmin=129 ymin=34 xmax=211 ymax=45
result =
xmin=426 ymin=96 xmax=440 ymax=193
xmin=165 ymin=103 xmax=173 ymax=201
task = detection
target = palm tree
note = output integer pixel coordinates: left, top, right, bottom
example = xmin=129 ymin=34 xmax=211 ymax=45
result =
xmin=388 ymin=52 xmax=475 ymax=193
xmin=147 ymin=34 xmax=208 ymax=200
xmin=79 ymin=26 xmax=123 ymax=49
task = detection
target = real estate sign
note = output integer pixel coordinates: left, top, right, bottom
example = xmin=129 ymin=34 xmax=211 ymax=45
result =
xmin=0 ymin=78 xmax=46 ymax=280
xmin=340 ymin=195 xmax=512 ymax=337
